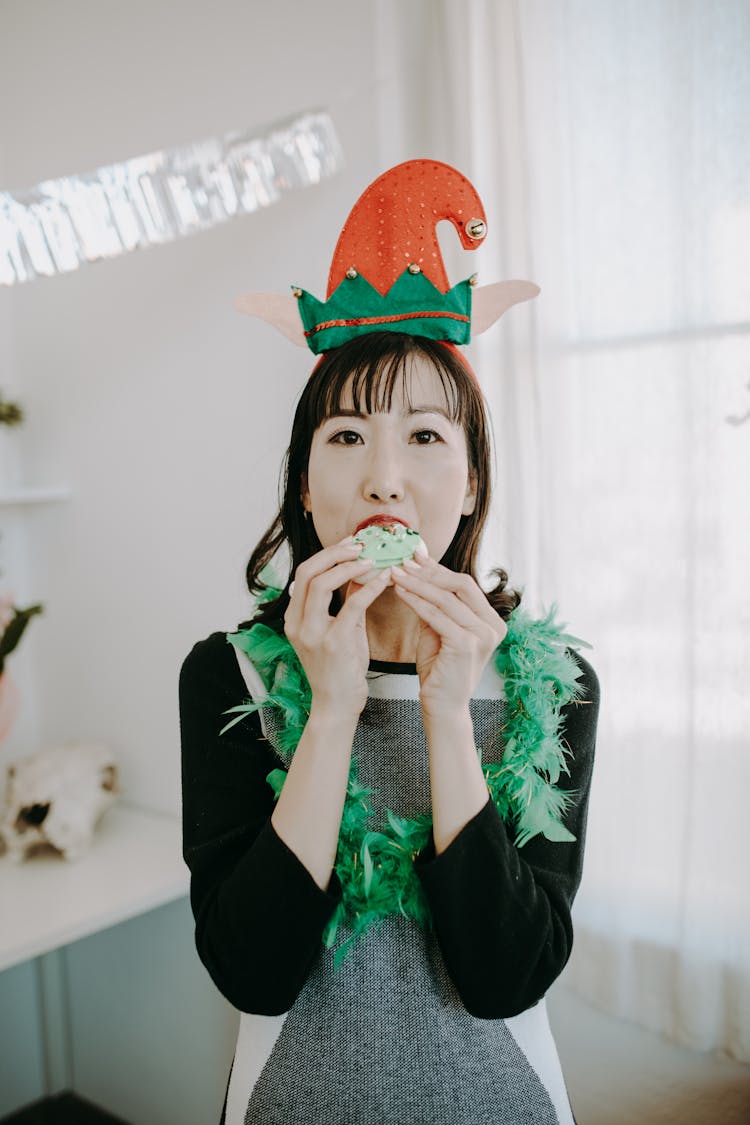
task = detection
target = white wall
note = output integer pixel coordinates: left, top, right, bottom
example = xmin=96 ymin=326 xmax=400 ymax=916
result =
xmin=0 ymin=1 xmax=432 ymax=1119
xmin=1 ymin=0 xmax=391 ymax=815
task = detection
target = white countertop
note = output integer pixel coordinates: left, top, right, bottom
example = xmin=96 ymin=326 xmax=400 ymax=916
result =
xmin=0 ymin=802 xmax=189 ymax=973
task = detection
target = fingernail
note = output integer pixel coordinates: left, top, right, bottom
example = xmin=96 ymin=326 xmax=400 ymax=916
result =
xmin=402 ymin=558 xmax=420 ymax=571
xmin=379 ymin=567 xmax=392 ymax=580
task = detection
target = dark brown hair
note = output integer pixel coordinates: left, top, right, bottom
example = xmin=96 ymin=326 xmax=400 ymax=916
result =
xmin=240 ymin=332 xmax=522 ymax=631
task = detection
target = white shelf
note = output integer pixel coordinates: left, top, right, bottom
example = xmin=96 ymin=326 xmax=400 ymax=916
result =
xmin=0 ymin=485 xmax=71 ymax=506
xmin=0 ymin=803 xmax=189 ymax=973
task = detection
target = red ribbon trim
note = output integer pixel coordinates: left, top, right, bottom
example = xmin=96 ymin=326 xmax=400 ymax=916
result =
xmin=305 ymin=310 xmax=470 ymax=338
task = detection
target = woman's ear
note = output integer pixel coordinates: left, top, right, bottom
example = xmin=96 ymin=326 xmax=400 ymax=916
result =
xmin=462 ymin=471 xmax=478 ymax=516
xmin=300 ymin=472 xmax=310 ymax=514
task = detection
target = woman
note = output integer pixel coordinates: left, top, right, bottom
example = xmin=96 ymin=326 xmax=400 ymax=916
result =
xmin=179 ymin=163 xmax=599 ymax=1124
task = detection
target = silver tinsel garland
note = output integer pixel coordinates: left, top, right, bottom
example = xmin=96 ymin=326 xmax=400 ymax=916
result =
xmin=0 ymin=111 xmax=343 ymax=286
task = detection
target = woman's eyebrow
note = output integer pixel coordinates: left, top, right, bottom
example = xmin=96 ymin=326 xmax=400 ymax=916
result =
xmin=408 ymin=405 xmax=452 ymax=419
xmin=324 ymin=409 xmax=366 ymax=419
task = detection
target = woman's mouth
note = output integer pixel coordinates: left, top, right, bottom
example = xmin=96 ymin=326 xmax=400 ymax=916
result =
xmin=353 ymin=514 xmax=412 ymax=534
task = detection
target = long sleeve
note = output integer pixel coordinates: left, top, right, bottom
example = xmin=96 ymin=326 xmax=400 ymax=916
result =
xmin=179 ymin=631 xmax=342 ymax=1015
xmin=413 ymin=649 xmax=600 ymax=1019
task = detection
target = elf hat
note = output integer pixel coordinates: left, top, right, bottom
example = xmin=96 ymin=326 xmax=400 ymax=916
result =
xmin=235 ymin=159 xmax=539 ymax=368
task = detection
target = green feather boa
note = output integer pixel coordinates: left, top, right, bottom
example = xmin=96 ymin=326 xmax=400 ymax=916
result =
xmin=220 ymin=585 xmax=592 ymax=969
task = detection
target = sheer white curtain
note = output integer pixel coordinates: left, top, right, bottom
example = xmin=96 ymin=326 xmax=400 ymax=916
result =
xmin=430 ymin=0 xmax=750 ymax=1062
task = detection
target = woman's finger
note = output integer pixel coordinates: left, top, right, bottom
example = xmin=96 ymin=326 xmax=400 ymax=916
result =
xmin=392 ymin=584 xmax=469 ymax=646
xmin=399 ymin=558 xmax=505 ymax=635
xmin=335 ymin=568 xmax=392 ymax=630
xmin=303 ymin=557 xmax=375 ymax=622
xmin=401 ymin=556 xmax=487 ymax=610
xmin=392 ymin=567 xmax=485 ymax=635
xmin=285 ymin=539 xmax=364 ymax=629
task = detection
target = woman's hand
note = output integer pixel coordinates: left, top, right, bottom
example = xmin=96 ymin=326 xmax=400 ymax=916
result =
xmin=284 ymin=538 xmax=391 ymax=721
xmin=390 ymin=557 xmax=507 ymax=715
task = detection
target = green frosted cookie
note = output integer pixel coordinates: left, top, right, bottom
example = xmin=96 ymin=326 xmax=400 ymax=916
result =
xmin=352 ymin=520 xmax=426 ymax=572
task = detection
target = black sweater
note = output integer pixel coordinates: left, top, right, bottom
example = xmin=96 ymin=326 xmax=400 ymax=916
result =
xmin=179 ymin=631 xmax=599 ymax=1019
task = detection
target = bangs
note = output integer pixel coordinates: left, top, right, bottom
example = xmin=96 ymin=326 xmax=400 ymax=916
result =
xmin=305 ymin=335 xmax=467 ymax=430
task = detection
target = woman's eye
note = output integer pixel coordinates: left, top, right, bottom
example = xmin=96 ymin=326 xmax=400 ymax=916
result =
xmin=329 ymin=430 xmax=362 ymax=445
xmin=412 ymin=429 xmax=442 ymax=444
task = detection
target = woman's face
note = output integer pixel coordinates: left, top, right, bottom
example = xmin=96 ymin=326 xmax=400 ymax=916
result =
xmin=301 ymin=358 xmax=477 ymax=561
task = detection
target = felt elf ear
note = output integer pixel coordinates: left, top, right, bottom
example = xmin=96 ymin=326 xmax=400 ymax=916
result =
xmin=234 ymin=292 xmax=307 ymax=347
xmin=471 ymin=280 xmax=541 ymax=336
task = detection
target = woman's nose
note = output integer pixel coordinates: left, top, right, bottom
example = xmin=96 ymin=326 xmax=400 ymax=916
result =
xmin=363 ymin=444 xmax=405 ymax=501
xmin=367 ymin=482 xmax=404 ymax=501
